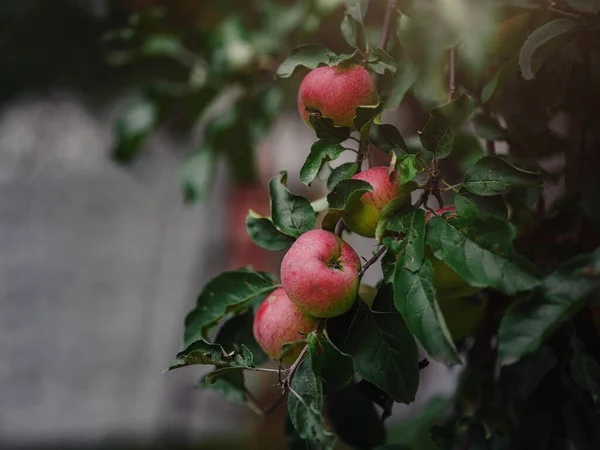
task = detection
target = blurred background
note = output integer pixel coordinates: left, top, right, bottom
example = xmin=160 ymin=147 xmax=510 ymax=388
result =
xmin=0 ymin=0 xmax=530 ymax=448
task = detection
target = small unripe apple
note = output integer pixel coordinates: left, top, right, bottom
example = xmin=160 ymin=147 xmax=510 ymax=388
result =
xmin=281 ymin=229 xmax=361 ymax=318
xmin=297 ymin=64 xmax=379 ymax=129
xmin=342 ymin=166 xmax=407 ymax=238
xmin=253 ymin=288 xmax=318 ymax=362
xmin=426 ymin=206 xmax=481 ymax=298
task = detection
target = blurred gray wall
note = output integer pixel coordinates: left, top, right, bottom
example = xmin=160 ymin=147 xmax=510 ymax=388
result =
xmin=0 ymin=92 xmax=243 ymax=444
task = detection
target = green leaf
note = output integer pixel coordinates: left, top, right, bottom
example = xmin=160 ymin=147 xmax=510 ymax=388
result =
xmin=167 ymin=340 xmax=254 ymax=371
xmin=340 ymin=13 xmax=358 ymax=48
xmin=397 ymin=155 xmax=418 ymax=185
xmin=327 ymin=162 xmax=358 ymax=192
xmin=370 ymin=124 xmax=408 ymax=156
xmin=308 ymin=115 xmax=352 ymax=143
xmin=277 ymin=44 xmax=333 ymax=78
xmin=571 ymin=349 xmax=600 ymax=405
xmin=354 ymin=103 xmax=384 ymax=142
xmin=113 ymin=97 xmax=159 ymax=163
xmin=199 ymin=370 xmax=247 ymax=406
xmin=300 ymin=141 xmax=346 ymax=186
xmin=329 ymin=302 xmax=419 ymax=403
xmin=472 ymin=113 xmax=509 ymax=141
xmin=328 ymin=384 xmax=386 ymax=449
xmin=368 ymin=48 xmax=397 ymax=75
xmin=346 ymin=0 xmax=369 ymax=23
xmin=394 ymin=260 xmax=461 ymax=365
xmin=327 ymin=52 xmax=359 ymax=67
xmin=183 ymin=268 xmax=277 ymax=345
xmin=322 ymin=179 xmax=373 ymax=231
xmin=463 ymin=156 xmax=543 ymax=196
xmin=288 ymin=356 xmax=336 ymax=448
xmin=454 ymin=190 xmax=508 ymax=219
xmin=566 ymin=0 xmax=600 ymax=13
xmin=519 ymin=19 xmax=578 ymax=80
xmin=308 ymin=333 xmax=354 ymax=394
xmin=269 ymin=171 xmax=317 ymax=238
xmin=426 ymin=213 xmax=540 ymax=295
xmin=216 ymin=309 xmax=268 ymax=367
xmin=375 ymin=185 xmax=417 ymax=244
xmin=141 ymin=34 xmax=183 ymax=57
xmin=245 ymin=213 xmax=295 ymax=251
xmin=180 ymin=147 xmax=214 ymax=204
xmin=385 ymin=60 xmax=418 ymax=110
xmin=419 ymin=95 xmax=475 ymax=159
xmin=498 ymin=249 xmax=600 ymax=363
xmin=382 ymin=205 xmax=426 ymax=272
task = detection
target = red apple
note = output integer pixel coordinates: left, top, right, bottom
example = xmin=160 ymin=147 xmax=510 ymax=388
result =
xmin=281 ymin=229 xmax=361 ymax=318
xmin=297 ymin=64 xmax=379 ymax=129
xmin=343 ymin=166 xmax=407 ymax=238
xmin=253 ymin=288 xmax=318 ymax=362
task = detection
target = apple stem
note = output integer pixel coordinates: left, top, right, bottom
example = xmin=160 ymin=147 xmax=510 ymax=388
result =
xmin=359 ymin=246 xmax=387 ymax=278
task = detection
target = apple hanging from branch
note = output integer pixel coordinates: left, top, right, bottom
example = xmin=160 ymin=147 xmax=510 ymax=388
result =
xmin=343 ymin=166 xmax=410 ymax=238
xmin=253 ymin=287 xmax=318 ymax=363
xmin=297 ymin=64 xmax=379 ymax=129
xmin=281 ymin=229 xmax=361 ymax=318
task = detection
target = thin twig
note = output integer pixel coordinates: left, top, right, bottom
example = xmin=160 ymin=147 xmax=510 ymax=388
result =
xmin=359 ymin=246 xmax=387 ymax=278
xmin=379 ymin=0 xmax=398 ymax=51
xmin=280 ymin=321 xmax=325 ymax=391
xmin=486 ymin=140 xmax=495 ymax=155
xmin=282 ymin=345 xmax=309 ymax=390
xmin=448 ymin=46 xmax=456 ymax=103
xmin=418 ymin=358 xmax=430 ymax=370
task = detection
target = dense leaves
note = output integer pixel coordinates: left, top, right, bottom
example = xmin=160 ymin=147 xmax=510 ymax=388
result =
xmin=152 ymin=2 xmax=600 ymax=448
xmin=498 ymin=249 xmax=600 ymax=363
xmin=426 ymin=212 xmax=540 ymax=295
xmin=328 ymin=302 xmax=419 ymax=403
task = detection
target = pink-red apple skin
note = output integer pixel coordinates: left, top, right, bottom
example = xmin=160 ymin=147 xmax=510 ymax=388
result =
xmin=281 ymin=229 xmax=361 ymax=318
xmin=343 ymin=166 xmax=406 ymax=238
xmin=297 ymin=65 xmax=379 ymax=129
xmin=253 ymin=288 xmax=318 ymax=362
